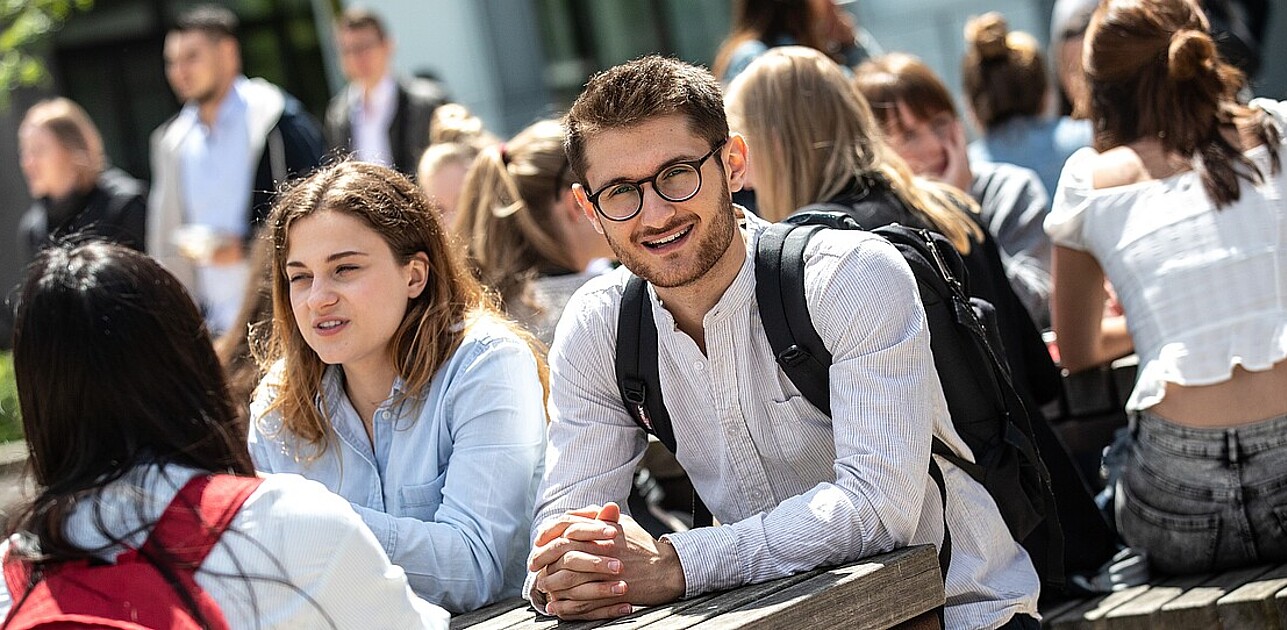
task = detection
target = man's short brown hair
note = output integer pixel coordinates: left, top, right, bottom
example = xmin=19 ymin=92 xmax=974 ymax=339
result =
xmin=564 ymin=55 xmax=728 ymax=185
xmin=337 ymin=7 xmax=387 ymax=40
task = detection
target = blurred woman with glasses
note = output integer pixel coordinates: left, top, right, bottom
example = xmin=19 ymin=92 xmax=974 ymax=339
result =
xmin=856 ymin=52 xmax=1056 ymax=328
xmin=248 ymin=161 xmax=548 ymax=612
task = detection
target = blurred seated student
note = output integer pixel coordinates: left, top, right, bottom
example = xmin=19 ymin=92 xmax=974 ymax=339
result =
xmin=712 ymin=0 xmax=881 ymax=83
xmin=962 ymin=12 xmax=1093 ymax=198
xmin=1046 ymin=0 xmax=1287 ymax=575
xmin=454 ymin=119 xmax=615 ymax=345
xmin=417 ymin=104 xmax=497 ymax=226
xmin=0 ymin=240 xmax=447 ymax=629
xmin=856 ymin=52 xmax=1054 ymax=328
xmin=248 ymin=161 xmax=547 ymax=612
xmin=17 ymin=98 xmax=146 ymax=260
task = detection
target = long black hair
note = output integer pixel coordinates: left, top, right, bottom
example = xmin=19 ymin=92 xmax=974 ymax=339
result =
xmin=9 ymin=240 xmax=254 ymax=563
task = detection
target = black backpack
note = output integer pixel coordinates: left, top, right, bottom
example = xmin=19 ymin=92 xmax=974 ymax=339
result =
xmin=614 ymin=211 xmax=1064 ymax=587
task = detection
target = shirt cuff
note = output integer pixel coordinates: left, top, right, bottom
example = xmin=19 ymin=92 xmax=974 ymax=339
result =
xmin=354 ymin=502 xmax=399 ymax=559
xmin=663 ymin=525 xmax=742 ymax=599
xmin=522 ymin=572 xmax=550 ymax=615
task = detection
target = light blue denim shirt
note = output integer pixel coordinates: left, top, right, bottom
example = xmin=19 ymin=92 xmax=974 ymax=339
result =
xmin=249 ymin=317 xmax=547 ymax=613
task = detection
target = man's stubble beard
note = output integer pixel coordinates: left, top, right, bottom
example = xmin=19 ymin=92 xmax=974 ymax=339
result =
xmin=605 ymin=177 xmax=737 ymax=289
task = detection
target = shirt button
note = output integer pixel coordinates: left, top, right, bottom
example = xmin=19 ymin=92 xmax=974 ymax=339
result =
xmin=693 ymin=360 xmax=706 ymax=371
xmin=381 ymin=410 xmax=393 ymax=420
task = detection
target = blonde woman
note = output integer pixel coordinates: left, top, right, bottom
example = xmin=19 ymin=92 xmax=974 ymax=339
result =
xmin=248 ymin=161 xmax=547 ymax=613
xmin=454 ymin=119 xmax=613 ymax=344
xmin=17 ymin=98 xmax=146 ymax=258
xmin=417 ymin=103 xmax=497 ymax=225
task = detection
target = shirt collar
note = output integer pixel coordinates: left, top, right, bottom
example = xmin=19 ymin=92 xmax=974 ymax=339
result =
xmin=179 ymin=75 xmax=250 ymax=133
xmin=348 ymin=73 xmax=398 ymax=114
xmin=651 ymin=206 xmax=762 ymax=330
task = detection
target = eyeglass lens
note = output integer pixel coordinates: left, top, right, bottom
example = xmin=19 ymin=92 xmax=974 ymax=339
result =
xmin=599 ymin=164 xmax=701 ymax=220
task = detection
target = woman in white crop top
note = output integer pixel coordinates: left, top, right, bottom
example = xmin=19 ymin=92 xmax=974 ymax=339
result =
xmin=1045 ymin=0 xmax=1287 ymax=575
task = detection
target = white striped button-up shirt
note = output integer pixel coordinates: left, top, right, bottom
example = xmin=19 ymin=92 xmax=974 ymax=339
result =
xmin=532 ymin=212 xmax=1040 ymax=629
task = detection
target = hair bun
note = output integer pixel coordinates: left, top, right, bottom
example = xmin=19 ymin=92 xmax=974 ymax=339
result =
xmin=966 ymin=12 xmax=1010 ymax=61
xmin=1168 ymin=29 xmax=1215 ymax=81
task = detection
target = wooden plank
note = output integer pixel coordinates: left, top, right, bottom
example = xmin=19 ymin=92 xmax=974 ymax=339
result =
xmin=451 ymin=598 xmax=531 ymax=629
xmin=1047 ymin=584 xmax=1152 ymax=630
xmin=600 ymin=569 xmax=822 ymax=629
xmin=891 ymin=609 xmax=941 ymax=630
xmin=1039 ymin=596 xmax=1085 ymax=625
xmin=461 ymin=603 xmax=547 ymax=630
xmin=1157 ymin=565 xmax=1275 ymax=630
xmin=1098 ymin=574 xmax=1206 ymax=629
xmin=1216 ymin=563 xmax=1287 ymax=629
xmin=683 ymin=545 xmax=943 ymax=630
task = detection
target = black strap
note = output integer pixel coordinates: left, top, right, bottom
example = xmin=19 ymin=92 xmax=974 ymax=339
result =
xmin=755 ymin=222 xmax=833 ymax=415
xmin=617 ymin=276 xmax=677 ymax=453
xmin=616 ymin=275 xmax=712 ymax=527
xmin=928 ymin=455 xmax=952 ymax=625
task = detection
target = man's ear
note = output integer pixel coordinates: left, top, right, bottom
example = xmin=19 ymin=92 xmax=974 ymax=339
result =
xmin=406 ymin=252 xmax=430 ymax=299
xmin=572 ymin=183 xmax=605 ymax=235
xmin=725 ymin=134 xmax=751 ymax=194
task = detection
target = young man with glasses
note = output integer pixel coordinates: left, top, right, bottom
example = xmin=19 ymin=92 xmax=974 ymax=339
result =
xmin=525 ymin=56 xmax=1041 ymax=629
xmin=324 ymin=8 xmax=449 ymax=175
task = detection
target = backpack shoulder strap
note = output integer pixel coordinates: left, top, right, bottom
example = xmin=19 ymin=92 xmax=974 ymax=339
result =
xmin=142 ymin=474 xmax=264 ymax=569
xmin=3 ymin=543 xmax=32 ymax=601
xmin=615 ymin=275 xmax=678 ymax=454
xmin=616 ymin=275 xmax=712 ymax=527
xmin=755 ymin=221 xmax=833 ymax=416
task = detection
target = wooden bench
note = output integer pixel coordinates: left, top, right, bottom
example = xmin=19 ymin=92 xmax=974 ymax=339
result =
xmin=452 ymin=544 xmax=944 ymax=629
xmin=1043 ymin=562 xmax=1287 ymax=628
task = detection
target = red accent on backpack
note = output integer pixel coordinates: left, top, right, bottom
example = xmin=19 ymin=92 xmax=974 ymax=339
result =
xmin=3 ymin=473 xmax=263 ymax=629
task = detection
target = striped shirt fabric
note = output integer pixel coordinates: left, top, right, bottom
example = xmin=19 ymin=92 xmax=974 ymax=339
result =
xmin=529 ymin=211 xmax=1041 ymax=629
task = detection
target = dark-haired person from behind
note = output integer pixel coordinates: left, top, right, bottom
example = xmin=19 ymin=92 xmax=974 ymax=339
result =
xmin=0 ymin=241 xmax=448 ymax=628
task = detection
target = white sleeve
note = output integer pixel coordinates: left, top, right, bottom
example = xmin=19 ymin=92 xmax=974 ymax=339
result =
xmin=204 ymin=474 xmax=450 ymax=629
xmin=1044 ymin=146 xmax=1100 ymax=251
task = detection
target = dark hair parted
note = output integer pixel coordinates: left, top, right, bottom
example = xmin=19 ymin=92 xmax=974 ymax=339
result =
xmin=854 ymin=52 xmax=959 ymax=129
xmin=962 ymin=12 xmax=1048 ymax=129
xmin=564 ymin=55 xmax=728 ymax=186
xmin=336 ymin=6 xmax=387 ymax=40
xmin=260 ymin=161 xmax=548 ymax=453
xmin=1086 ymin=0 xmax=1279 ymax=206
xmin=9 ymin=240 xmax=253 ymax=563
xmin=173 ymin=4 xmax=238 ymax=39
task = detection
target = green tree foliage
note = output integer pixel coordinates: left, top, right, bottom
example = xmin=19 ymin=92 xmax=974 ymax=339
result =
xmin=0 ymin=353 xmax=19 ymax=442
xmin=1 ymin=0 xmax=94 ymax=107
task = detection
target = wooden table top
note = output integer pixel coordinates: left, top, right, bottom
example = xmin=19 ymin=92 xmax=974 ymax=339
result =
xmin=452 ymin=544 xmax=944 ymax=630
xmin=1044 ymin=562 xmax=1287 ymax=629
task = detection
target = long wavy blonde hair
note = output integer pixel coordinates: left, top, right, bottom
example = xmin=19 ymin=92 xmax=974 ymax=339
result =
xmin=725 ymin=46 xmax=981 ymax=253
xmin=258 ymin=161 xmax=548 ymax=454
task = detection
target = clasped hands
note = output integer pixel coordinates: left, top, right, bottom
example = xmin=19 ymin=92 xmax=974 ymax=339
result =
xmin=528 ymin=502 xmax=686 ymax=620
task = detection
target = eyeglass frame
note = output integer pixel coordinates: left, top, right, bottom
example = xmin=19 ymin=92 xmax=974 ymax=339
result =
xmin=582 ymin=139 xmax=728 ymax=222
